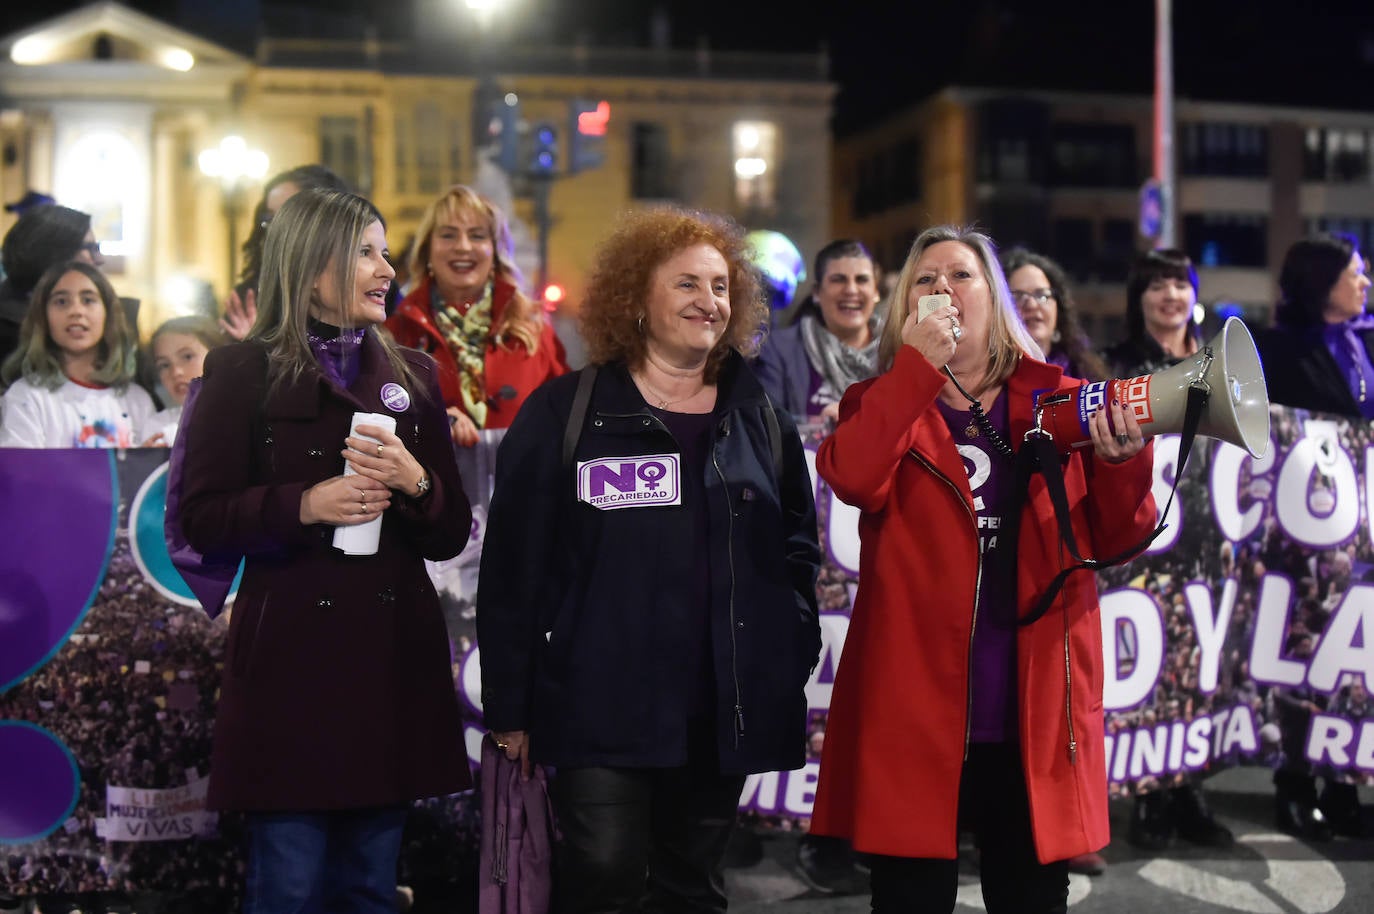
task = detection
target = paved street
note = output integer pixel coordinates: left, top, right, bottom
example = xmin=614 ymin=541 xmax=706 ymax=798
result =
xmin=725 ymin=766 xmax=1374 ymax=914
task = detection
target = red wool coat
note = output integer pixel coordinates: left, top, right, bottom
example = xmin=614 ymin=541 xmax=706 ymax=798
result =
xmin=811 ymin=347 xmax=1156 ymax=863
xmin=386 ymin=277 xmax=569 ymax=430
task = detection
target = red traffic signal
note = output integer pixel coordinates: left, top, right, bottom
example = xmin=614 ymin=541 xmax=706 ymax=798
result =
xmin=576 ymin=101 xmax=610 ymax=137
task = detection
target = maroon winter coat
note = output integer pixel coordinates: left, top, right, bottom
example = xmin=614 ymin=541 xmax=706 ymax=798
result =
xmin=179 ymin=336 xmax=473 ymax=811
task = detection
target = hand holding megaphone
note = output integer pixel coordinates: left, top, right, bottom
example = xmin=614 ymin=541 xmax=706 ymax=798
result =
xmin=1082 ymin=383 xmax=1149 ymax=463
xmin=1033 ymin=317 xmax=1270 ymax=459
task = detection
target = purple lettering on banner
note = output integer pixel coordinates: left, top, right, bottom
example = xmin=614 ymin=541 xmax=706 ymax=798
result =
xmin=379 ymin=382 xmax=411 ymax=412
xmin=577 ymin=454 xmax=681 ymax=510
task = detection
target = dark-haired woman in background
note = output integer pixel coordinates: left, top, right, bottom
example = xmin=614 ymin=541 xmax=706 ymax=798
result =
xmin=1256 ymin=232 xmax=1373 ymax=417
xmin=1103 ymin=248 xmax=1204 ymax=379
xmin=1103 ymin=247 xmax=1233 ymax=854
xmin=753 ymin=238 xmax=883 ymax=422
xmin=218 ymin=164 xmax=352 ymax=340
xmin=1002 ymin=248 xmax=1109 ymax=382
xmin=0 ymin=204 xmax=104 ymax=368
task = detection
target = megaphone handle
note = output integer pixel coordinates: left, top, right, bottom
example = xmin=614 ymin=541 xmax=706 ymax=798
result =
xmin=1017 ymin=383 xmax=1210 ymax=628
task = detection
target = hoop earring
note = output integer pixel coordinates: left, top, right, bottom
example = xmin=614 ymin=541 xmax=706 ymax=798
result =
xmin=637 ymin=315 xmax=645 ymax=335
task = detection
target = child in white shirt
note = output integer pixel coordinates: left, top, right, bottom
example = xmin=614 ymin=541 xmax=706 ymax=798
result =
xmin=143 ymin=315 xmax=229 ymax=446
xmin=0 ymin=260 xmax=155 ymax=448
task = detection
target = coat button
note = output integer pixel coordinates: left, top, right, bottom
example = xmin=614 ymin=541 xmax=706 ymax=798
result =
xmin=307 ymin=448 xmax=324 ymax=457
xmin=317 ymin=598 xmax=332 ymax=609
xmin=379 ymin=587 xmax=396 ymax=605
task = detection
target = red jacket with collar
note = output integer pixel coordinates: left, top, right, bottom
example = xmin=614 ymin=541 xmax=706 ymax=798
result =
xmin=386 ymin=276 xmax=570 ymax=429
xmin=811 ymin=347 xmax=1156 ymax=863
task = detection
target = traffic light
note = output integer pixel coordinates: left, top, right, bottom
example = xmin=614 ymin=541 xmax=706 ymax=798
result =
xmin=471 ymin=78 xmax=504 ymax=152
xmin=567 ymin=98 xmax=609 ymax=174
xmin=528 ymin=121 xmax=558 ymax=175
xmin=542 ymin=282 xmax=565 ymax=306
xmin=493 ymin=94 xmax=521 ymax=174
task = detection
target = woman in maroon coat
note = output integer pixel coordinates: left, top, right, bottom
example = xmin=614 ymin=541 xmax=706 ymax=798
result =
xmin=812 ymin=225 xmax=1156 ymax=914
xmin=178 ymin=190 xmax=472 ymax=913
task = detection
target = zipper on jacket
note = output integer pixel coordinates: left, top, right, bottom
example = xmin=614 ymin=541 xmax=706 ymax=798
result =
xmin=714 ymin=418 xmax=745 ymax=746
xmin=1063 ymin=604 xmax=1077 ymax=765
xmin=907 ymin=448 xmax=982 ymax=762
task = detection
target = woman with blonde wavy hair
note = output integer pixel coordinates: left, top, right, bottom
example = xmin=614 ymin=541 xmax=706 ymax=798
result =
xmin=811 ymin=224 xmax=1155 ymax=914
xmin=386 ymin=183 xmax=568 ymax=446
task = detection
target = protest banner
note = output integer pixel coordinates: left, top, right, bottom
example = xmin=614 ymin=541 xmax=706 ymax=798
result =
xmin=3 ymin=407 xmax=1372 ymax=900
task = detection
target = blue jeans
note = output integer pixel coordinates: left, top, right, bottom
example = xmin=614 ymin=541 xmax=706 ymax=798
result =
xmin=243 ymin=807 xmax=408 ymax=914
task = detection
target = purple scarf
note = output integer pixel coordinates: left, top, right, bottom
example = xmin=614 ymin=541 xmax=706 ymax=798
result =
xmin=307 ymin=319 xmax=366 ymax=390
xmin=164 ymin=378 xmax=241 ymax=618
xmin=479 ymin=735 xmax=556 ymax=914
xmin=1321 ymin=316 xmax=1374 ymax=419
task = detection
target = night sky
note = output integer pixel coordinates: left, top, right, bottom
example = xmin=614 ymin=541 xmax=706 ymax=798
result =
xmin=5 ymin=0 xmax=1374 ymax=135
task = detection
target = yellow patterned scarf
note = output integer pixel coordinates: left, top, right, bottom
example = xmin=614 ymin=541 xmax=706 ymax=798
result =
xmin=432 ymin=280 xmax=494 ymax=428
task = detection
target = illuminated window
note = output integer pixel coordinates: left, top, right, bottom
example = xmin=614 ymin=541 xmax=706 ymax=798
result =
xmin=733 ymin=121 xmax=776 ymax=209
xmin=60 ymin=130 xmax=139 ymax=257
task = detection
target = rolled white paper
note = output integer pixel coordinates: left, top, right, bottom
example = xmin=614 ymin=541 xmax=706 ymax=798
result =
xmin=332 ymin=412 xmax=397 ymax=556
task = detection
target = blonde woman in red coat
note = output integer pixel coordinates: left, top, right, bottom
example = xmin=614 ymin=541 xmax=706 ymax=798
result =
xmin=386 ymin=184 xmax=568 ymax=446
xmin=812 ymin=225 xmax=1157 ymax=914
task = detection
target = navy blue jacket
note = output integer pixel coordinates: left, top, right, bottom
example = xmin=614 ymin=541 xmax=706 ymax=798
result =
xmin=477 ymin=352 xmax=821 ymax=775
xmin=753 ymin=323 xmax=814 ymax=419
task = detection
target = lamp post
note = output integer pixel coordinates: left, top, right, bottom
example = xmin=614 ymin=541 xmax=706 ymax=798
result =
xmin=199 ymin=135 xmax=269 ymax=292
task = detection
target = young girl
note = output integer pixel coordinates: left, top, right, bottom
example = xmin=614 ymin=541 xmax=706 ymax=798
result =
xmin=143 ymin=315 xmax=229 ymax=446
xmin=0 ymin=260 xmax=156 ymax=448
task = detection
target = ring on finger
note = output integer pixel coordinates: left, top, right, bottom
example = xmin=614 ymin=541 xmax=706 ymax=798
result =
xmin=1115 ymin=433 xmax=1129 ymax=446
xmin=952 ymin=325 xmax=963 ymax=342
xmin=377 ymin=443 xmax=384 ymax=457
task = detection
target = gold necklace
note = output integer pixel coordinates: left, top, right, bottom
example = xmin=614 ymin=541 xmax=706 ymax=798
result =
xmin=636 ymin=373 xmax=703 ymax=409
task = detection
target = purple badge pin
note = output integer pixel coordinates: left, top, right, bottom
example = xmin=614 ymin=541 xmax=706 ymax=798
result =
xmin=380 ymin=382 xmax=411 ymax=412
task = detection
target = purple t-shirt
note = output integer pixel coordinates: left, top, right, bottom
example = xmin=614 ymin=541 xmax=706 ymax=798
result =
xmin=935 ymin=392 xmax=1018 ymax=742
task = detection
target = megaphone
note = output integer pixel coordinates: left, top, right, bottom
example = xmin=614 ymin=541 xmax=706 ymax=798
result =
xmin=1035 ymin=316 xmax=1270 ymax=458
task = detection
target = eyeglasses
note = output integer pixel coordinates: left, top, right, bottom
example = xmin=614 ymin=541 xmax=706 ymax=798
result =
xmin=81 ymin=241 xmax=102 ymax=257
xmin=1010 ymin=288 xmax=1054 ymax=305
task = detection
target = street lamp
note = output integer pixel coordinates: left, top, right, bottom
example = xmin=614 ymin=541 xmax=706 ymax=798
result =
xmin=198 ymin=135 xmax=269 ymax=292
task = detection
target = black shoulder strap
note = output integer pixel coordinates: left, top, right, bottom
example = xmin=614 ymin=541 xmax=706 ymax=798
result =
xmin=760 ymin=390 xmax=783 ymax=480
xmin=563 ymin=365 xmax=598 ymax=470
xmin=1014 ymin=383 xmax=1208 ymax=627
xmin=562 ymin=363 xmax=781 ymax=480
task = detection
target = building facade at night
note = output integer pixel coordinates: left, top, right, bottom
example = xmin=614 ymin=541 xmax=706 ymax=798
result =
xmin=834 ymin=87 xmax=1374 ymax=341
xmin=0 ymin=1 xmax=835 ymax=332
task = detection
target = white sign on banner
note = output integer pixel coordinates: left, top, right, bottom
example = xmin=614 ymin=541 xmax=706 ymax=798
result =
xmin=100 ymin=776 xmax=218 ymax=842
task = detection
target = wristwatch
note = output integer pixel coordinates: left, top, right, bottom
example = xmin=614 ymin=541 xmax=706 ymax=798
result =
xmin=414 ymin=471 xmax=431 ymax=497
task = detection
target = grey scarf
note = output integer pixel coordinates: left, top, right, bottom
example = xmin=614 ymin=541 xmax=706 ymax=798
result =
xmin=799 ymin=312 xmax=881 ymax=406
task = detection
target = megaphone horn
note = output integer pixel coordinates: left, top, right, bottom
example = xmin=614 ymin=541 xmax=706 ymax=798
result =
xmin=1034 ymin=316 xmax=1270 ymax=459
